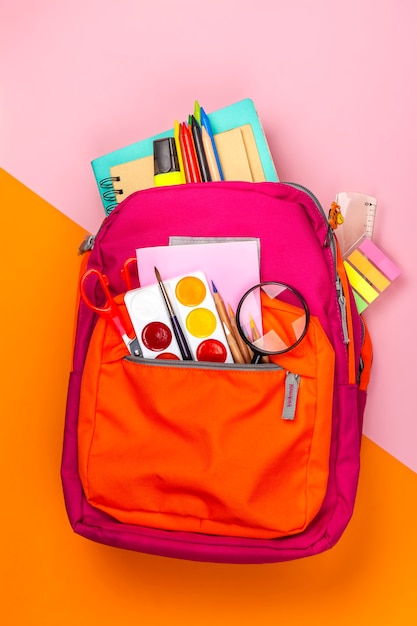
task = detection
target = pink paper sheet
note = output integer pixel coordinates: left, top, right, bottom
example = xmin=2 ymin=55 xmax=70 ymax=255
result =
xmin=136 ymin=241 xmax=260 ymax=314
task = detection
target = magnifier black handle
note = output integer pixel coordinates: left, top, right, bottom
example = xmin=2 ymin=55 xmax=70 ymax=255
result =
xmin=251 ymin=352 xmax=270 ymax=364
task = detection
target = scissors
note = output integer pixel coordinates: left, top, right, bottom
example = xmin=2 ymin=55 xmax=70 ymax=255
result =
xmin=120 ymin=257 xmax=139 ymax=291
xmin=80 ymin=268 xmax=142 ymax=358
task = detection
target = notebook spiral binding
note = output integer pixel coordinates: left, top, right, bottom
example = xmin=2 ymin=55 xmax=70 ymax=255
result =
xmin=99 ymin=176 xmax=122 ymax=214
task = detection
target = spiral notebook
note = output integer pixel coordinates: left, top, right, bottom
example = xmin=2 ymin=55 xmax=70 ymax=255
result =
xmin=91 ymin=98 xmax=278 ymax=215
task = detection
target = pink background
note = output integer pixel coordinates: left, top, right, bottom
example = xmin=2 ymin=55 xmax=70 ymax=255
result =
xmin=1 ymin=0 xmax=416 ymax=476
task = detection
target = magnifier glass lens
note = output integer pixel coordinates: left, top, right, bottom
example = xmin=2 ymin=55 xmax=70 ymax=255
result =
xmin=236 ymin=282 xmax=309 ymax=357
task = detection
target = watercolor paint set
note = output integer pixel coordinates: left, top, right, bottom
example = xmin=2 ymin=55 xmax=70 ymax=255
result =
xmin=124 ymin=270 xmax=234 ymax=363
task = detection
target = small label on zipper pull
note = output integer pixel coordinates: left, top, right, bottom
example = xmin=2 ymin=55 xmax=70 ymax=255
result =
xmin=282 ymin=371 xmax=300 ymax=420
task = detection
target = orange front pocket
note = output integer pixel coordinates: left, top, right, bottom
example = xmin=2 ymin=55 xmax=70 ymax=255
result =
xmin=78 ymin=314 xmax=335 ymax=539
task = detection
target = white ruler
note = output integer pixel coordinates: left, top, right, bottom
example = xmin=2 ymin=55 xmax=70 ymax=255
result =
xmin=335 ymin=191 xmax=377 ymax=256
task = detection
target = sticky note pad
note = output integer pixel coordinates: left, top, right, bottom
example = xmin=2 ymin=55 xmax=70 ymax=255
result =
xmin=351 ymin=291 xmax=368 ymax=314
xmin=347 ymin=249 xmax=391 ymax=292
xmin=343 ymin=238 xmax=400 ymax=312
xmin=358 ymin=238 xmax=401 ymax=282
xmin=344 ymin=262 xmax=380 ymax=304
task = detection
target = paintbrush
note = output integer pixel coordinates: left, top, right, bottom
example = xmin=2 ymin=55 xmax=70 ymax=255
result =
xmin=154 ymin=267 xmax=193 ymax=360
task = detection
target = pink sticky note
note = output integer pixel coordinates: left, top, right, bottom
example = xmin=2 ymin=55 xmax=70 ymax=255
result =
xmin=358 ymin=239 xmax=401 ymax=281
xmin=136 ymin=241 xmax=260 ymax=313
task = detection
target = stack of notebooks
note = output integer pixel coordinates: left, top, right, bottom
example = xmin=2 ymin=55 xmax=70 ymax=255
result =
xmin=91 ymin=98 xmax=279 ymax=215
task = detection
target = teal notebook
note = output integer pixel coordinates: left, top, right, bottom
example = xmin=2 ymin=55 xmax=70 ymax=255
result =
xmin=91 ymin=98 xmax=279 ymax=215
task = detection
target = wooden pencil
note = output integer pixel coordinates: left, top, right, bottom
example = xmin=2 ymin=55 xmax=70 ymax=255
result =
xmin=249 ymin=315 xmax=270 ymax=363
xmin=211 ymin=281 xmax=232 ymax=333
xmin=222 ymin=322 xmax=245 ymax=364
xmin=227 ymin=303 xmax=251 ymax=364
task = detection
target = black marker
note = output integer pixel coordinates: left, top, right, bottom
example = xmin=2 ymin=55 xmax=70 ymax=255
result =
xmin=190 ymin=115 xmax=212 ymax=182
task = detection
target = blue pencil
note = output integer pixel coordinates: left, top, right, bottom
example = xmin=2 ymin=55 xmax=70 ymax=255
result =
xmin=200 ymin=106 xmax=224 ymax=180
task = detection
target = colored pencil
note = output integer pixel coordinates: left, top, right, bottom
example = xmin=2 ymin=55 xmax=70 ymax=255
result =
xmin=194 ymin=99 xmax=201 ymax=125
xmin=227 ymin=303 xmax=251 ymax=364
xmin=200 ymin=106 xmax=224 ymax=180
xmin=201 ymin=126 xmax=221 ymax=181
xmin=249 ymin=314 xmax=269 ymax=363
xmin=222 ymin=322 xmax=245 ymax=364
xmin=180 ymin=122 xmax=201 ymax=183
xmin=211 ymin=281 xmax=232 ymax=333
xmin=190 ymin=115 xmax=211 ymax=182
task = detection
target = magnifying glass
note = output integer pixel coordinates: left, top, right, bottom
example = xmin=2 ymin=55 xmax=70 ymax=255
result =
xmin=235 ymin=282 xmax=310 ymax=364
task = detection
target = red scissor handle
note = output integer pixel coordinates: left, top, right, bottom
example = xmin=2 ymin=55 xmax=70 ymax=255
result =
xmin=80 ymin=268 xmax=127 ymax=336
xmin=121 ymin=257 xmax=139 ymax=291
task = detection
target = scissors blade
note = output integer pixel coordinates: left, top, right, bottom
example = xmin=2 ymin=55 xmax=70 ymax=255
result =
xmin=122 ymin=334 xmax=142 ymax=358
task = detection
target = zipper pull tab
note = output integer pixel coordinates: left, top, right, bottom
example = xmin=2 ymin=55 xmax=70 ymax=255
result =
xmin=282 ymin=371 xmax=300 ymax=421
xmin=78 ymin=234 xmax=95 ymax=255
xmin=336 ymin=274 xmax=350 ymax=344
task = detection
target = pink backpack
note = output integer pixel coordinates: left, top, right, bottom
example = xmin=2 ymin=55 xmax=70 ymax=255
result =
xmin=61 ymin=181 xmax=372 ymax=563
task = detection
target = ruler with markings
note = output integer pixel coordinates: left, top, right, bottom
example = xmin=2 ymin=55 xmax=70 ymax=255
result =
xmin=335 ymin=191 xmax=377 ymax=256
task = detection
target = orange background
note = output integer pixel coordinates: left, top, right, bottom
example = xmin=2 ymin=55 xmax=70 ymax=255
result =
xmin=1 ymin=169 xmax=416 ymax=624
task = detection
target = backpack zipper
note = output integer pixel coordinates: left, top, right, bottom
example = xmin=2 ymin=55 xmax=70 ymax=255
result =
xmin=285 ymin=182 xmax=349 ymax=346
xmin=125 ymin=356 xmax=301 ymax=421
xmin=284 ymin=182 xmax=335 ymax=250
xmin=336 ymin=274 xmax=350 ymax=345
xmin=78 ymin=204 xmax=124 ymax=254
xmin=125 ymin=355 xmax=282 ymax=372
xmin=78 ymin=234 xmax=95 ymax=254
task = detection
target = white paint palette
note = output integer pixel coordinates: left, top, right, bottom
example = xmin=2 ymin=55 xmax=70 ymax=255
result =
xmin=124 ymin=271 xmax=233 ymax=363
